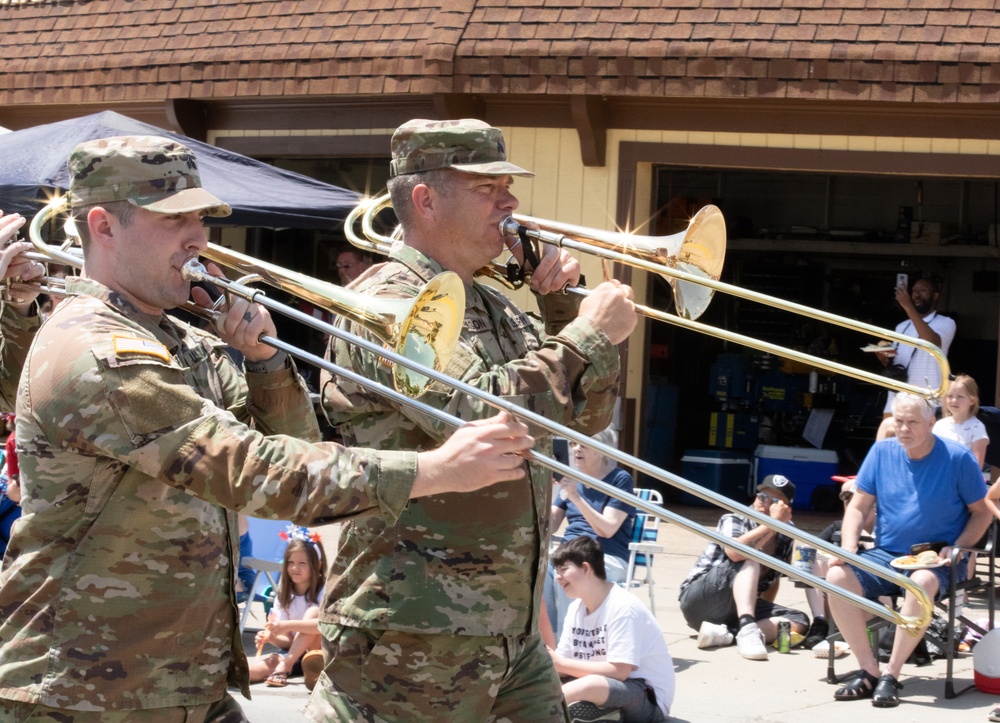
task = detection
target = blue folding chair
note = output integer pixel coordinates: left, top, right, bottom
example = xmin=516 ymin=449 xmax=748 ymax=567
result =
xmin=238 ymin=518 xmax=292 ymax=633
xmin=623 ymin=488 xmax=664 ymax=615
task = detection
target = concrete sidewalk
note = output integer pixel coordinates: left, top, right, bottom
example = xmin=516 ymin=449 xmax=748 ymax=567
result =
xmin=236 ymin=506 xmax=999 ymax=722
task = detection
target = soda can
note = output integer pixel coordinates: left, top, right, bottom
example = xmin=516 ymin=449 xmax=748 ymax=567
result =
xmin=794 ymin=546 xmax=817 ymax=574
xmin=777 ymin=620 xmax=791 ymax=654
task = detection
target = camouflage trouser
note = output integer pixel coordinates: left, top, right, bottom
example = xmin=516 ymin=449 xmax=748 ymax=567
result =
xmin=304 ymin=624 xmax=569 ymax=722
xmin=0 ymin=695 xmax=247 ymax=722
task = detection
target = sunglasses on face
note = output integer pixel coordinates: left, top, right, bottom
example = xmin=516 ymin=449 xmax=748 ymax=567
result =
xmin=756 ymin=492 xmax=781 ymax=506
xmin=839 ymin=490 xmax=854 ymax=502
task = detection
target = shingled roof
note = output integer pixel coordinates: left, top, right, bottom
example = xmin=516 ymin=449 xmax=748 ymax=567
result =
xmin=2 ymin=0 xmax=999 ymax=108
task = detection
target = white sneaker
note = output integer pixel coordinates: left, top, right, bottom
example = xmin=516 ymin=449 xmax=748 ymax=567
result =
xmin=697 ymin=621 xmax=734 ymax=649
xmin=735 ymin=622 xmax=769 ymax=660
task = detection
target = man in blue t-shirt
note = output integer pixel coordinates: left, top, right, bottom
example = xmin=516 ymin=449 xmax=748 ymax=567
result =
xmin=827 ymin=393 xmax=991 ymax=708
xmin=543 ymin=426 xmax=636 ymax=642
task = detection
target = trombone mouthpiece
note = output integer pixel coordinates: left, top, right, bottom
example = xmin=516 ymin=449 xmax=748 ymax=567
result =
xmin=181 ymin=259 xmax=209 ymax=281
xmin=498 ymin=218 xmax=520 ymax=237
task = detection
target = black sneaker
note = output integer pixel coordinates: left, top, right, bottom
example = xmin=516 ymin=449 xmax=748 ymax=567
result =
xmin=567 ymin=700 xmax=623 ymax=723
xmin=803 ymin=617 xmax=830 ymax=650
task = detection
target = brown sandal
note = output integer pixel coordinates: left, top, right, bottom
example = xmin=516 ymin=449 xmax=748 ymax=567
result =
xmin=265 ymin=672 xmax=288 ymax=687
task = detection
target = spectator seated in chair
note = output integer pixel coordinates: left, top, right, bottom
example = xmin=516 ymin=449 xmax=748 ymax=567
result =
xmin=678 ymin=473 xmax=809 ymax=661
xmin=548 ymin=536 xmax=673 ymax=723
xmin=801 ymin=476 xmax=878 ymax=650
xmin=542 ymin=425 xmax=636 ymax=642
xmin=826 ymin=393 xmax=991 ymax=708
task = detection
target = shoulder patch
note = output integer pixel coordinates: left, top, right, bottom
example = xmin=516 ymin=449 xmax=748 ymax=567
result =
xmin=112 ymin=335 xmax=171 ymax=363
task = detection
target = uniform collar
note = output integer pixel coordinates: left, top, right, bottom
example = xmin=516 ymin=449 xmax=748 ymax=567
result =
xmin=66 ymin=276 xmax=176 ymax=326
xmin=388 ymin=242 xmax=488 ymax=297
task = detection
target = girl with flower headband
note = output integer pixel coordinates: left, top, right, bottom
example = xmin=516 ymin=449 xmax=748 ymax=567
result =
xmin=247 ymin=526 xmax=327 ymax=689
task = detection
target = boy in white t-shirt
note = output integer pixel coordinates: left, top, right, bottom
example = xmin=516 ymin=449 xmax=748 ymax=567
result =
xmin=548 ymin=536 xmax=674 ymax=723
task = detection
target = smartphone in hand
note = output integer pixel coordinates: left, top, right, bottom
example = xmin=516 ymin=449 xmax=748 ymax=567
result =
xmin=551 ymin=437 xmax=569 ymax=481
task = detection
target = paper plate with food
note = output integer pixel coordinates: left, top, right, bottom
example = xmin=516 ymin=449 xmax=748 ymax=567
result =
xmin=890 ymin=550 xmax=946 ymax=570
xmin=861 ymin=341 xmax=896 ymax=355
xmin=812 ymin=640 xmax=850 ymax=659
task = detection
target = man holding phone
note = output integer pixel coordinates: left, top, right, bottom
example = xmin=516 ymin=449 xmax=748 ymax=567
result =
xmin=826 ymin=393 xmax=990 ymax=707
xmin=876 ymin=274 xmax=955 ymax=416
xmin=678 ymin=474 xmax=810 ymax=662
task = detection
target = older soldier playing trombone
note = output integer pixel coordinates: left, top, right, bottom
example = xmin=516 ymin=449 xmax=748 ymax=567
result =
xmin=317 ymin=119 xmax=637 ymax=722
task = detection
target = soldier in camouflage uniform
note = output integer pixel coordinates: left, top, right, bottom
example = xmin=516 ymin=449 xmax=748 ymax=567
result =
xmin=0 ymin=136 xmax=535 ymax=723
xmin=0 ymin=211 xmax=46 ymax=412
xmin=313 ymin=119 xmax=638 ymax=722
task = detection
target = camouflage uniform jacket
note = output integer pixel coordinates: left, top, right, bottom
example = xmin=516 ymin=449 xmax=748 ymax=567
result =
xmin=0 ymin=277 xmax=418 ymax=712
xmin=321 ymin=244 xmax=620 ymax=637
xmin=0 ymin=302 xmax=40 ymax=413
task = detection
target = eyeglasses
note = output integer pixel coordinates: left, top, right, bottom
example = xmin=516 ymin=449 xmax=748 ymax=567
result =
xmin=839 ymin=490 xmax=854 ymax=502
xmin=756 ymin=492 xmax=780 ymax=506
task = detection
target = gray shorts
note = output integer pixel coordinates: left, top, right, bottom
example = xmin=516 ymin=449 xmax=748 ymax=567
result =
xmin=604 ymin=677 xmax=667 ymax=723
xmin=678 ymin=559 xmax=810 ymax=631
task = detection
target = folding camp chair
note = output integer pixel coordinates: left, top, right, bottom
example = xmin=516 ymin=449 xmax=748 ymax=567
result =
xmin=623 ymin=488 xmax=665 ymax=614
xmin=825 ymin=520 xmax=997 ymax=699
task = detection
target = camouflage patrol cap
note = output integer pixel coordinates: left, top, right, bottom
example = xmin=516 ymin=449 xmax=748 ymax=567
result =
xmin=67 ymin=135 xmax=231 ymax=217
xmin=389 ymin=118 xmax=534 ymax=179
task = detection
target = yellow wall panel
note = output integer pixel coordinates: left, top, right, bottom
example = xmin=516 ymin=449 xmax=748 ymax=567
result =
xmin=765 ymin=134 xmax=796 ymax=149
xmin=792 ymin=134 xmax=822 ymax=149
xmin=930 ymin=138 xmax=961 ymax=154
xmin=819 ymin=135 xmax=849 ymax=150
xmin=959 ymin=138 xmax=990 ymax=154
xmin=688 ymin=131 xmax=716 ymax=146
xmin=846 ymin=136 xmax=877 ymax=151
xmin=556 ymin=129 xmax=584 ymax=223
xmin=902 ymin=137 xmax=932 ymax=153
xmin=874 ymin=136 xmax=905 ymax=152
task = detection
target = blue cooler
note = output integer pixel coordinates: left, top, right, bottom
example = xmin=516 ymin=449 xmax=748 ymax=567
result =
xmin=753 ymin=445 xmax=839 ymax=511
xmin=679 ymin=450 xmax=752 ymax=507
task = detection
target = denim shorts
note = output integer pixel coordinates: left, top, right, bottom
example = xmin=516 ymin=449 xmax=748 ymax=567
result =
xmin=847 ymin=546 xmax=966 ymax=602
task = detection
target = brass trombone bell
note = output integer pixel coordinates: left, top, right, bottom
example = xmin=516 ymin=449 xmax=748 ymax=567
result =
xmin=502 ymin=206 xmax=727 ymax=321
xmin=197 ymin=244 xmax=466 ymax=397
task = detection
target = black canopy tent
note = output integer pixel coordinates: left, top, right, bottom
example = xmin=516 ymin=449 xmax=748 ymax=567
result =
xmin=0 ymin=111 xmax=360 ymax=229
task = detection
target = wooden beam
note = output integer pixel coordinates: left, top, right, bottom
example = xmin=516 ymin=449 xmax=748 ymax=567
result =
xmin=570 ymin=95 xmax=607 ymax=167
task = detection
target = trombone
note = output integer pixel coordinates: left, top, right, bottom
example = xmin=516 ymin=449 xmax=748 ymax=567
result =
xmin=24 ymin=195 xmax=934 ymax=633
xmin=19 ymin=196 xmax=466 ymax=397
xmin=347 ymin=193 xmax=951 ymax=400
